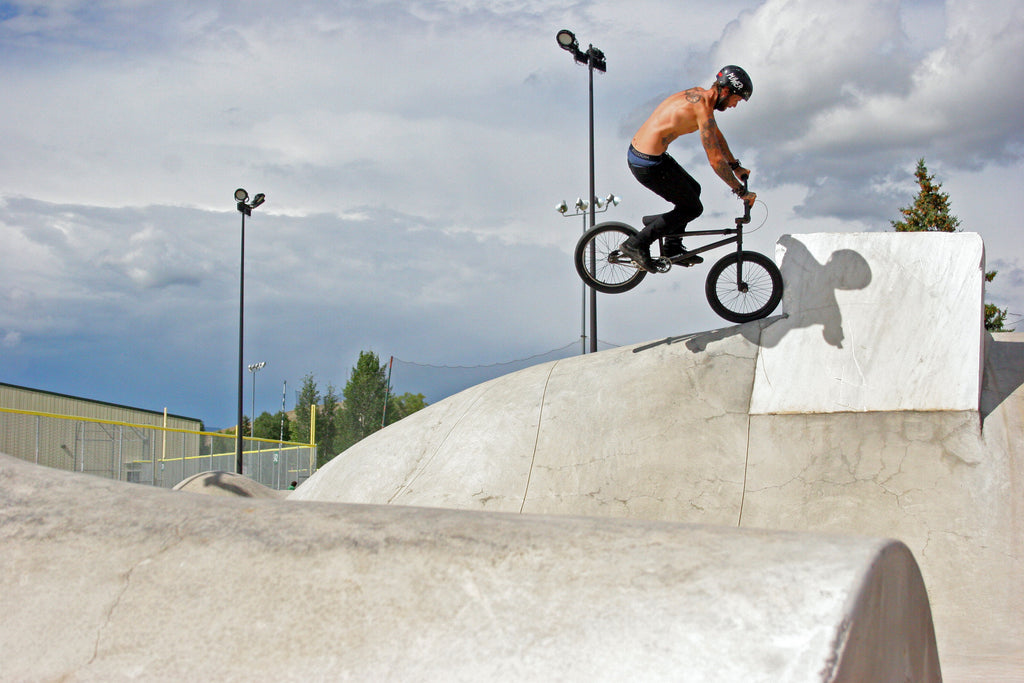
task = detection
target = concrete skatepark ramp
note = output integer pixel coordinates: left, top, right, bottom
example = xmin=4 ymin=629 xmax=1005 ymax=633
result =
xmin=292 ymin=232 xmax=1023 ymax=680
xmin=0 ymin=231 xmax=1018 ymax=680
xmin=1 ymin=453 xmax=939 ymax=681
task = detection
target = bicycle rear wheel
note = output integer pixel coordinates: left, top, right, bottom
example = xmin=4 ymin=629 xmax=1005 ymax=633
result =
xmin=574 ymin=222 xmax=647 ymax=294
xmin=705 ymin=251 xmax=783 ymax=323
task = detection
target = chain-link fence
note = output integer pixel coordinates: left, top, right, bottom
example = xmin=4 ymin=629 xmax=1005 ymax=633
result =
xmin=0 ymin=407 xmax=316 ymax=490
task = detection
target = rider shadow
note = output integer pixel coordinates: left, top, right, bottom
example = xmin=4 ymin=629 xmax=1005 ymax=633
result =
xmin=634 ymin=235 xmax=872 ymax=354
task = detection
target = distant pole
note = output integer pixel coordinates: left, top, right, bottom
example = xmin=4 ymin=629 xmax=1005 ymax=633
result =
xmin=381 ymin=356 xmax=394 ymax=429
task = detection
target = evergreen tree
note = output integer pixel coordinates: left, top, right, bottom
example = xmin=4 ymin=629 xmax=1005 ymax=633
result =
xmin=316 ymin=384 xmax=342 ymax=467
xmin=890 ymin=158 xmax=960 ymax=233
xmin=891 ymin=158 xmax=1011 ymax=331
xmin=292 ymin=373 xmax=319 ymax=445
xmin=337 ymin=351 xmax=391 ymax=455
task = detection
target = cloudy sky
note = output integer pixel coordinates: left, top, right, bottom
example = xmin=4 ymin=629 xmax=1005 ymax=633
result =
xmin=2 ymin=0 xmax=1022 ymax=429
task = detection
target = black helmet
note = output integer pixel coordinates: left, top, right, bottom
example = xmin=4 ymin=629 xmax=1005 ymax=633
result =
xmin=715 ymin=65 xmax=753 ymax=101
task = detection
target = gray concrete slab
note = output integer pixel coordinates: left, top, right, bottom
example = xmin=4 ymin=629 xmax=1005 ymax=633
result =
xmin=0 ymin=454 xmax=938 ymax=682
xmin=292 ymin=236 xmax=1022 ymax=679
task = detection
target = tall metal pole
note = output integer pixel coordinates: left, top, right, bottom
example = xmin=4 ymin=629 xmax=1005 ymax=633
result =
xmin=587 ymin=51 xmax=598 ymax=353
xmin=236 ymin=210 xmax=245 ymax=474
xmin=556 ymin=31 xmax=604 ymax=354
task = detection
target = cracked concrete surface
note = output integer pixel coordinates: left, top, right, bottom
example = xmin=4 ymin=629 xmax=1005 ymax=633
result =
xmin=0 ymin=454 xmax=940 ymax=682
xmin=293 ymin=233 xmax=1021 ymax=680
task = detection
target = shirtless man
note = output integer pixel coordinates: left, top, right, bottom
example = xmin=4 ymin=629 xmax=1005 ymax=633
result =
xmin=620 ymin=65 xmax=755 ymax=272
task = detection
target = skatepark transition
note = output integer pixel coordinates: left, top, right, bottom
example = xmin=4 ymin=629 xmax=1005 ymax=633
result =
xmin=2 ymin=232 xmax=1020 ymax=681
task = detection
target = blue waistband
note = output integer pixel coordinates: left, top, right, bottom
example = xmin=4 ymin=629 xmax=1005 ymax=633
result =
xmin=628 ymin=145 xmax=663 ymax=167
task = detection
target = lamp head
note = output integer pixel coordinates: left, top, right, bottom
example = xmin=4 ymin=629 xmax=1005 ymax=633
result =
xmin=234 ymin=188 xmax=249 ymax=202
xmin=606 ymin=194 xmax=621 ymax=206
xmin=556 ymin=29 xmax=578 ymax=52
xmin=574 ymin=198 xmax=588 ymax=211
xmin=556 ymin=201 xmax=568 ymax=214
xmin=251 ymin=193 xmax=265 ymax=209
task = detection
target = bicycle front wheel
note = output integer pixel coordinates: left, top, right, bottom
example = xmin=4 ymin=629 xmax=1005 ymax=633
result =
xmin=705 ymin=251 xmax=783 ymax=323
xmin=574 ymin=222 xmax=647 ymax=294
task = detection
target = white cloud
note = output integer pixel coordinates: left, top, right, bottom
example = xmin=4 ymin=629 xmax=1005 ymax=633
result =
xmin=1 ymin=0 xmax=1022 ymax=424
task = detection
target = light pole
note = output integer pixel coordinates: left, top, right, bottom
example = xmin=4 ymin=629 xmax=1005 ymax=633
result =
xmin=235 ymin=188 xmax=265 ymax=475
xmin=557 ymin=194 xmax=620 ymax=353
xmin=248 ymin=361 xmax=266 ymax=438
xmin=556 ymin=29 xmax=605 ymax=353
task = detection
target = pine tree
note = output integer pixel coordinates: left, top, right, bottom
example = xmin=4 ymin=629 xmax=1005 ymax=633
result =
xmin=337 ymin=351 xmax=390 ymax=454
xmin=292 ymin=373 xmax=320 ymax=445
xmin=317 ymin=384 xmax=342 ymax=467
xmin=890 ymin=158 xmax=961 ymax=232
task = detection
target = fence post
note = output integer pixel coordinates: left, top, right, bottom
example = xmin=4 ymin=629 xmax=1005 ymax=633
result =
xmin=310 ymin=405 xmax=317 ymax=475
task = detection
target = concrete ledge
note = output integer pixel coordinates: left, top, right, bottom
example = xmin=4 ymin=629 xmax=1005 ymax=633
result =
xmin=0 ymin=454 xmax=939 ymax=682
xmin=751 ymin=232 xmax=986 ymax=414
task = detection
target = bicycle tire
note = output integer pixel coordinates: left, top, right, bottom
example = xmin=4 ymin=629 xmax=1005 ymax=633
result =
xmin=574 ymin=222 xmax=647 ymax=294
xmin=705 ymin=250 xmax=783 ymax=323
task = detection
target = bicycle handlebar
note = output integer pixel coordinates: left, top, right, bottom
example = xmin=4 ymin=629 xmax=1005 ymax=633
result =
xmin=738 ymin=176 xmax=752 ymax=225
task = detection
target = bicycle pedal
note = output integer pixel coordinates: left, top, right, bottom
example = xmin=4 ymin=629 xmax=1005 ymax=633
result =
xmin=672 ymin=254 xmax=703 ymax=267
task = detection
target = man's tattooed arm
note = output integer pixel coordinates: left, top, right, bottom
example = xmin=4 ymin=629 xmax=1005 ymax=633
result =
xmin=700 ymin=118 xmax=742 ymax=189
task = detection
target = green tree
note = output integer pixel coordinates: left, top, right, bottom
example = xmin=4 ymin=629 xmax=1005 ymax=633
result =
xmin=316 ymin=384 xmax=342 ymax=467
xmin=253 ymin=410 xmax=291 ymax=441
xmin=337 ymin=351 xmax=391 ymax=455
xmin=891 ymin=158 xmax=1011 ymax=332
xmin=292 ymin=373 xmax=319 ymax=445
xmin=890 ymin=158 xmax=961 ymax=233
xmin=985 ymin=271 xmax=1011 ymax=332
xmin=387 ymin=392 xmax=428 ymax=424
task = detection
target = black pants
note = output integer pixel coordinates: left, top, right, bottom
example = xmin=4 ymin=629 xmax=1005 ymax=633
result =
xmin=628 ymin=145 xmax=703 ymax=243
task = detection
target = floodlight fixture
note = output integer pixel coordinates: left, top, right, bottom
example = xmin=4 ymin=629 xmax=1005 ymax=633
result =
xmin=234 ymin=188 xmax=249 ymax=202
xmin=575 ymin=197 xmax=588 ymax=211
xmin=251 ymin=193 xmax=266 ymax=209
xmin=556 ymin=200 xmax=569 ymax=214
xmin=556 ymin=29 xmax=578 ymax=51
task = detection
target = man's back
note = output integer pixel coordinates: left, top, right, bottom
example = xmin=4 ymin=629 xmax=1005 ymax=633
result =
xmin=631 ymin=87 xmax=715 ymax=156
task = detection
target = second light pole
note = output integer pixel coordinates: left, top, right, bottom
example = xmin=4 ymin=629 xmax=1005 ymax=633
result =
xmin=248 ymin=361 xmax=266 ymax=442
xmin=556 ymin=29 xmax=605 ymax=353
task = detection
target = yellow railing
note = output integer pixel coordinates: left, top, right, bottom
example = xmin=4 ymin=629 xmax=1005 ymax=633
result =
xmin=0 ymin=406 xmax=317 ymax=490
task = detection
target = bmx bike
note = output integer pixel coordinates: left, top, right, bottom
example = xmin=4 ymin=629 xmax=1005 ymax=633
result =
xmin=573 ymin=181 xmax=783 ymax=324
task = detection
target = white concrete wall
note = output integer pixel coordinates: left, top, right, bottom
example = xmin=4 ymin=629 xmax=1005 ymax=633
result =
xmin=751 ymin=232 xmax=986 ymax=413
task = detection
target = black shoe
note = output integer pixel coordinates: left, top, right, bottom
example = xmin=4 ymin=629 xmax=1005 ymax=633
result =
xmin=619 ymin=237 xmax=657 ymax=273
xmin=662 ymin=237 xmax=685 ymax=259
xmin=662 ymin=237 xmax=703 ymax=265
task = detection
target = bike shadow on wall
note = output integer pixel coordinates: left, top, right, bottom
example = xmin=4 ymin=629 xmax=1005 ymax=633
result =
xmin=634 ymin=235 xmax=873 ymax=354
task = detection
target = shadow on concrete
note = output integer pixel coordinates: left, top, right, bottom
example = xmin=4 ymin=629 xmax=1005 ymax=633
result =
xmin=199 ymin=471 xmax=254 ymax=497
xmin=633 ymin=237 xmax=873 ymax=355
xmin=981 ymin=335 xmax=1024 ymax=420
xmin=772 ymin=236 xmax=872 ymax=350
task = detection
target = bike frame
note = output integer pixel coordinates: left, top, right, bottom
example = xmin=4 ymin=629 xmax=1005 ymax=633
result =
xmin=658 ymin=187 xmax=753 ymax=288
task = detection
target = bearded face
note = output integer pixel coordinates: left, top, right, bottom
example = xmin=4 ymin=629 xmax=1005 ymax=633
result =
xmin=714 ymin=88 xmax=730 ymax=111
